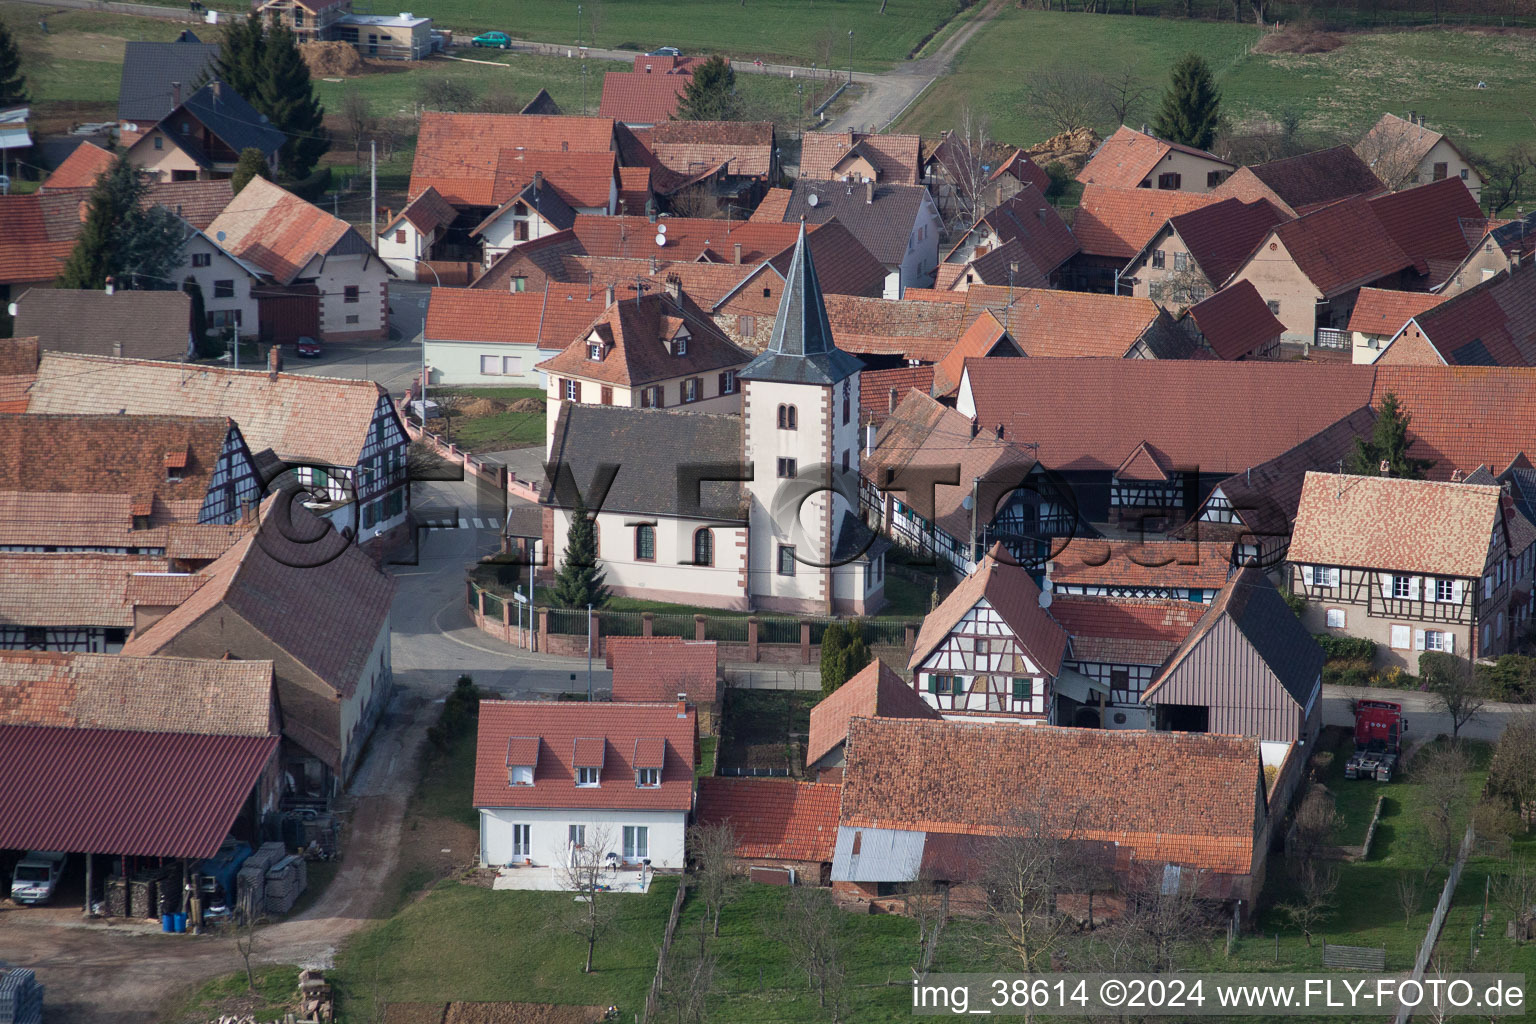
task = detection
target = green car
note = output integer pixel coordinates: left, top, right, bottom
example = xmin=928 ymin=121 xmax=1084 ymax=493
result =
xmin=471 ymin=31 xmax=511 ymax=49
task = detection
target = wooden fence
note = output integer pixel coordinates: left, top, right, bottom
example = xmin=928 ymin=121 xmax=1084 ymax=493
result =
xmin=1393 ymin=824 xmax=1476 ymax=1024
xmin=642 ymin=876 xmax=689 ymax=1023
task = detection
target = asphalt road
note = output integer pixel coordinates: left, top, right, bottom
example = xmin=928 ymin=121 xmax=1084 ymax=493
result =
xmin=280 ymin=281 xmax=428 ymax=395
xmin=1320 ymin=683 xmax=1532 ymax=746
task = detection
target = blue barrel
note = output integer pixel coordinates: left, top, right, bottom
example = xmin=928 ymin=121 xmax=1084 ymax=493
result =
xmin=173 ymin=913 xmax=187 ymax=932
xmin=161 ymin=914 xmax=173 ymax=932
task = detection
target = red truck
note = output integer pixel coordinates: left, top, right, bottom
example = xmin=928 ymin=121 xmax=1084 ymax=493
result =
xmin=1344 ymin=700 xmax=1407 ymax=782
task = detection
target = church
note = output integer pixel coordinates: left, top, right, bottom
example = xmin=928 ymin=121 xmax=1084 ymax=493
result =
xmin=540 ymin=224 xmax=889 ymax=615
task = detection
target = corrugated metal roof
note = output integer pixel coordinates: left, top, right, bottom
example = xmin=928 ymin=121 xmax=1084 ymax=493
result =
xmin=830 ymin=824 xmax=925 ymax=882
xmin=0 ymin=725 xmax=276 ymax=858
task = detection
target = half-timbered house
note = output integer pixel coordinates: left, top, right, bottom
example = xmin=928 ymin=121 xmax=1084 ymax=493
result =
xmin=1045 ymin=539 xmax=1235 ymax=603
xmin=24 ymin=353 xmax=411 ymax=549
xmin=806 ymin=659 xmax=940 ymax=778
xmin=1288 ymin=472 xmax=1536 ymax=668
xmin=0 ymin=553 xmax=174 ymax=652
xmin=1046 ymin=595 xmax=1206 ymax=730
xmin=907 ymin=544 xmax=1074 ymax=723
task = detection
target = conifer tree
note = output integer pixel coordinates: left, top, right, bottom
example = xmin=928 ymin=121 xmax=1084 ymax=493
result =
xmin=258 ymin=21 xmax=329 ymax=179
xmin=1152 ymin=53 xmax=1221 ymax=152
xmin=553 ymin=495 xmax=610 ymax=608
xmin=231 ymin=147 xmax=271 ymax=194
xmin=1345 ymin=390 xmax=1435 ymax=479
xmin=0 ymin=16 xmax=28 ymax=107
xmin=214 ymin=13 xmax=266 ymax=100
xmin=677 ymin=55 xmax=737 ymax=121
xmin=57 ymin=158 xmax=186 ymax=290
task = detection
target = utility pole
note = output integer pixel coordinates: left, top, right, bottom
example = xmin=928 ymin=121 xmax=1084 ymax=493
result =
xmin=848 ymin=30 xmax=854 ymax=85
xmin=586 ymin=602 xmax=594 ymax=701
xmin=369 ymin=139 xmax=377 ymax=249
xmin=576 ymin=3 xmax=582 ymax=48
xmin=968 ymin=476 xmax=980 ymax=567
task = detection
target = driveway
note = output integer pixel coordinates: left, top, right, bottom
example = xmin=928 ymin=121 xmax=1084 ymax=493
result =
xmin=1321 ymin=683 xmax=1533 ymax=745
xmin=280 ymin=281 xmax=430 ymax=396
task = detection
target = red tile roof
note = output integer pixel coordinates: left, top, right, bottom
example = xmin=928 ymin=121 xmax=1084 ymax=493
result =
xmin=535 ymin=286 xmax=749 ymax=386
xmin=0 ymin=725 xmax=277 ymax=858
xmin=410 ymin=112 xmax=616 ymax=207
xmin=0 ymin=192 xmax=87 ymax=284
xmin=1185 ymin=281 xmax=1286 ymax=360
xmin=383 ymin=185 xmax=457 ymax=235
xmin=42 ymin=141 xmax=114 ymax=191
xmin=426 ymin=285 xmax=610 ymax=350
xmin=1076 ymin=125 xmax=1231 ymax=189
xmin=1213 ymin=146 xmax=1385 ymax=217
xmin=1347 ymin=287 xmax=1448 ymax=337
xmin=696 ymin=777 xmax=840 ymax=862
xmin=642 ymin=120 xmax=775 ymax=179
xmin=1389 ymin=266 xmax=1536 ymax=367
xmin=474 ymin=700 xmax=696 ymax=811
xmin=618 ymin=165 xmax=652 ymax=214
xmin=1158 ymin=197 xmax=1286 ymax=287
xmin=807 ymin=659 xmax=939 ymax=766
xmin=1369 ymin=177 xmax=1482 ymax=279
xmin=492 ymin=149 xmax=618 ymax=211
xmin=1371 ymin=365 xmax=1536 ymax=479
xmin=932 ymin=311 xmax=1012 ymax=396
xmin=606 ymin=636 xmax=719 ymax=704
xmin=840 ymin=717 xmax=1260 ymax=875
xmin=1047 ymin=538 xmax=1237 ymax=591
xmin=1267 ymin=194 xmax=1416 ymax=298
xmin=800 ymin=131 xmax=921 ymax=185
xmin=205 ymin=176 xmax=355 ymax=285
xmin=910 ymin=543 xmax=1068 ymax=675
xmin=598 ymin=72 xmax=689 ymax=125
xmin=859 ymin=365 xmax=935 ymax=426
xmin=750 ymin=187 xmax=792 ymax=223
xmin=571 ymin=214 xmax=803 ymax=263
xmin=1048 ymin=595 xmax=1204 ymax=665
xmin=1072 ymin=184 xmax=1221 ymax=260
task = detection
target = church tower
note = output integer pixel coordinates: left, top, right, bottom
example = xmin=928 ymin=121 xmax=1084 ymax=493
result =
xmin=739 ymin=222 xmax=881 ymax=614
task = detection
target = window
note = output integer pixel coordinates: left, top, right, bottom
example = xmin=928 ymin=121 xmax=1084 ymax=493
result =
xmin=693 ymin=528 xmax=713 ymax=566
xmin=1173 ymin=251 xmax=1188 ymax=271
xmin=1424 ymin=630 xmax=1448 ymax=652
xmin=642 ymin=386 xmax=664 ymax=408
xmin=1391 ymin=625 xmax=1411 ymax=649
xmin=927 ymin=674 xmax=956 ymax=695
xmin=600 ymin=385 xmax=613 ymax=405
xmin=569 ymin=824 xmax=585 ymax=847
xmin=292 ymin=8 xmax=303 ymax=25
xmin=1435 ymin=578 xmax=1456 ymax=602
xmin=343 ymin=285 xmax=359 ymax=304
xmin=481 ymin=355 xmax=501 ymax=375
xmin=738 ymin=314 xmax=756 ymax=336
xmin=622 ymin=825 xmax=649 ymax=860
xmin=682 ymin=377 xmax=700 ymax=403
xmin=635 ymin=524 xmax=656 ymax=561
xmin=1267 ymin=300 xmax=1280 ymax=316
xmin=776 ymin=457 xmax=797 ymax=478
xmin=762 ymin=287 xmax=772 ymax=299
xmin=842 ymin=380 xmax=851 ymax=425
xmin=395 ymin=230 xmax=407 ymax=244
xmin=1499 ymin=611 xmax=1506 ymax=638
xmin=1393 ymin=575 xmax=1413 ymax=599
xmin=209 ymin=309 xmax=241 ymax=329
xmin=1157 ymin=172 xmax=1182 ymax=189
xmin=502 ymin=356 xmax=521 ymax=375
xmin=1460 ymin=168 xmax=1469 ymax=181
xmin=777 ymin=545 xmax=796 ymax=576
xmin=213 ymin=280 xmax=234 ymax=299
xmin=1304 ymin=565 xmax=1337 ymax=588
xmin=719 ymin=369 xmax=737 ymax=395
xmin=675 ymin=334 xmax=687 ymax=356
xmin=1432 ymin=162 xmax=1448 ymax=181
xmin=511 ymin=823 xmax=530 ymax=857
xmin=576 ymin=767 xmax=600 ymax=787
xmin=154 ymin=136 xmax=163 ymax=150
xmin=636 ymin=767 xmax=660 ymax=788
xmin=564 ymin=379 xmax=580 ymax=402
xmin=1011 ymin=678 xmax=1031 ymax=702
xmin=345 ymin=315 xmax=359 ymax=325
xmin=510 ymin=276 xmax=527 ymax=293
xmin=509 ymin=764 xmax=533 ymax=786
xmin=777 ymin=404 xmax=797 ymax=429
xmin=1326 ymin=608 xmax=1346 ymax=628
xmin=589 ymin=342 xmax=603 ymax=360
xmin=841 ymin=450 xmax=850 ymax=472
xmin=1206 ymin=170 xmax=1224 ymax=188
xmin=1151 ymin=250 xmax=1165 ymax=269
xmin=191 ymin=253 xmax=211 ymax=268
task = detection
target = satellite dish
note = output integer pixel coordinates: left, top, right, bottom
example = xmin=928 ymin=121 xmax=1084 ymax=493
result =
xmin=657 ymin=223 xmax=667 ymax=234
xmin=1038 ymin=589 xmax=1053 ymax=609
xmin=125 ymin=123 xmax=139 ymax=133
xmin=960 ymin=494 xmax=973 ymax=511
xmin=654 ymin=233 xmax=666 ymax=247
xmin=216 ymin=230 xmax=226 ymax=242
xmin=807 ymin=192 xmax=819 ymax=208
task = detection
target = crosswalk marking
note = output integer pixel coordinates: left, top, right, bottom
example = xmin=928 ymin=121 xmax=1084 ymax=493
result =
xmin=489 ymin=518 xmax=500 ymax=529
xmin=472 ymin=518 xmax=485 ymax=529
xmin=458 ymin=518 xmax=469 ymax=529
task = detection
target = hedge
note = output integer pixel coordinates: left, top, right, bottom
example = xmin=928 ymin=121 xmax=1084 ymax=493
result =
xmin=1313 ymin=634 xmax=1376 ymax=662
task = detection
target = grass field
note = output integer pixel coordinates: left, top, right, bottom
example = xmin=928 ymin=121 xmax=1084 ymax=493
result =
xmin=170 ymin=964 xmax=302 ymax=1024
xmin=898 ymin=8 xmax=1536 ymax=156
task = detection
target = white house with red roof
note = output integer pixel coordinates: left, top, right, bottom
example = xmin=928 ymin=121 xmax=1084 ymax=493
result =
xmin=474 ymin=700 xmax=697 ymax=870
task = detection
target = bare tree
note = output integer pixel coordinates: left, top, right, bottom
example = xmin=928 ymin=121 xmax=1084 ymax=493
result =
xmin=1115 ymin=862 xmax=1219 ymax=972
xmin=419 ymin=78 xmax=476 ymax=112
xmin=1417 ymin=744 xmax=1472 ymax=872
xmin=1148 ymin=263 xmax=1211 ymax=312
xmin=340 ymin=90 xmax=374 ymax=167
xmin=938 ymin=107 xmax=995 ymax=234
xmin=667 ymin=183 xmax=722 ymax=219
xmin=1482 ymin=143 xmax=1535 ymax=217
xmin=557 ymin=824 xmax=620 ymax=973
xmin=1025 ymin=69 xmax=1110 ymax=136
xmin=782 ymin=886 xmax=849 ymax=1018
xmin=478 ymin=83 xmax=525 ymax=114
xmin=902 ymin=870 xmax=949 ymax=975
xmin=1102 ymin=63 xmax=1150 ymax=128
xmin=1353 ymin=121 xmax=1428 ymax=191
xmin=234 ymin=909 xmax=258 ymax=993
xmin=1396 ymin=874 xmax=1421 ymax=930
xmin=1493 ymin=854 xmax=1536 ymax=945
xmin=980 ymin=798 xmax=1090 ymax=972
xmin=1489 ymin=715 xmax=1536 ymax=829
xmin=1423 ymin=651 xmax=1488 ymax=742
xmin=1278 ymin=859 xmax=1338 ymax=947
xmin=1288 ymin=787 xmax=1343 ymax=864
xmin=687 ymin=821 xmax=741 ymax=945
xmin=657 ymin=946 xmax=717 ymax=1024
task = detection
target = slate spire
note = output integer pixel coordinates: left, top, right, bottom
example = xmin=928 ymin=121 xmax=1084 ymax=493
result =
xmin=738 ymin=220 xmax=862 ymax=385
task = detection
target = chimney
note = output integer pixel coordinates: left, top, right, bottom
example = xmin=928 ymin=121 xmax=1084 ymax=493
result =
xmin=665 ymin=274 xmax=682 ymax=301
xmin=648 ymin=255 xmax=658 ymax=274
xmin=995 ymin=423 xmax=1005 ymax=440
xmin=969 ymin=415 xmax=979 ymax=439
xmin=864 ymin=420 xmax=876 ymax=457
xmin=604 ymin=284 xmax=615 ymax=306
xmin=887 ymin=387 xmax=898 ymax=414
xmin=676 ymin=696 xmax=688 ymax=718
xmin=864 ymin=178 xmax=874 ymax=204
xmin=733 ymin=242 xmax=742 ymax=265
xmin=104 ymin=276 xmax=115 ymax=296
xmin=172 ymin=81 xmax=181 ymax=107
xmin=211 ymin=81 xmax=221 ymax=102
xmin=1451 ymin=468 xmax=1464 ymax=483
xmin=268 ymin=344 xmax=282 ymax=380
xmin=533 ymin=169 xmax=544 ymax=191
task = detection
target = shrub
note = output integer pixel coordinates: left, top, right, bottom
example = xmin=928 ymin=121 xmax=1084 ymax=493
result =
xmin=1313 ymin=634 xmax=1376 ymax=662
xmin=1481 ymin=654 xmax=1536 ymax=702
xmin=1281 ymin=586 xmax=1307 ymax=619
xmin=427 ymin=674 xmax=480 ymax=751
xmin=1043 ymin=160 xmax=1072 ymax=199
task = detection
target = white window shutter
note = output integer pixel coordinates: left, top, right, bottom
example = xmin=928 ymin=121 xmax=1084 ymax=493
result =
xmin=1392 ymin=625 xmax=1410 ymax=649
xmin=1409 ymin=577 xmax=1422 ymax=600
xmin=1445 ymin=632 xmax=1455 ymax=653
xmin=1303 ymin=565 xmax=1315 ymax=586
xmin=1452 ymin=580 xmax=1464 ymax=603
xmin=1415 ymin=630 xmax=1426 ymax=651
xmin=1382 ymin=574 xmax=1394 ymax=599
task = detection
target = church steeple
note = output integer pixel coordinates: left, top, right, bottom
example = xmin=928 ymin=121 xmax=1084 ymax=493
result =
xmin=738 ymin=221 xmax=863 ymax=386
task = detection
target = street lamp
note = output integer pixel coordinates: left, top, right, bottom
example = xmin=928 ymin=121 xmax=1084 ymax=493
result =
xmin=408 ymin=258 xmax=442 ymax=431
xmin=576 ymin=4 xmax=582 ymax=48
xmin=848 ymin=30 xmax=854 ymax=85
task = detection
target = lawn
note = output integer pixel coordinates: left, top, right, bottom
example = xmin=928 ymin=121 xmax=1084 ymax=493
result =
xmin=897 ymin=8 xmax=1536 ymax=156
xmin=433 ymin=386 xmax=546 ymax=454
xmin=334 ymin=878 xmax=677 ymax=1016
xmin=168 ymin=964 xmax=302 ymax=1024
xmin=717 ymin=687 xmax=816 ymax=776
xmin=2 ymin=2 xmax=189 ymax=115
xmin=311 ymin=52 xmax=628 ymax=120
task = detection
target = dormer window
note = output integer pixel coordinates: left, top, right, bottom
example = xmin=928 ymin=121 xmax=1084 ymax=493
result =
xmin=589 ymin=341 xmax=604 ymax=361
xmin=675 ymin=332 xmax=688 ymax=356
xmin=576 ymin=767 xmax=600 ymax=787
xmin=166 ymin=469 xmax=184 ymax=483
xmin=637 ymin=767 xmax=660 ymax=788
xmin=573 ymin=736 xmax=604 ymax=786
xmin=506 ymin=736 xmax=539 ymax=785
xmin=509 ymin=764 xmax=533 ymax=786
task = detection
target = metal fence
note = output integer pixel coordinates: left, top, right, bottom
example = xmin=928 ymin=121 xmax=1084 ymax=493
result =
xmin=545 ymin=607 xmax=591 ymax=636
xmin=481 ymin=592 xmax=504 ymax=621
xmin=650 ymin=612 xmax=699 ymax=638
xmin=599 ymin=610 xmax=645 ymax=637
xmin=757 ymin=616 xmax=802 ymax=645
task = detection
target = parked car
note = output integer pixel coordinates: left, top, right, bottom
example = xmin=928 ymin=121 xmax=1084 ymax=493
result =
xmin=471 ymin=31 xmax=511 ymax=49
xmin=295 ymin=336 xmax=322 ymax=358
xmin=646 ymin=46 xmax=682 ymax=56
xmin=10 ymin=852 xmax=66 ymax=905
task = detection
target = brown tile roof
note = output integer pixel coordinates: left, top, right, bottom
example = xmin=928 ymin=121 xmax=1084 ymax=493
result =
xmin=1372 ymin=365 xmax=1536 ymax=479
xmin=840 ymin=717 xmax=1260 ymax=875
xmin=1049 ymin=595 xmax=1204 ymax=665
xmin=534 ymin=286 xmax=749 ymax=386
xmin=800 ymin=131 xmax=921 ymax=186
xmin=1076 ymin=125 xmax=1231 ymax=189
xmin=0 ymin=552 xmax=169 ymax=628
xmin=910 ymin=544 xmax=1067 ymax=674
xmin=807 ymin=659 xmax=938 ymax=766
xmin=760 ymin=218 xmax=888 ymax=300
xmin=0 ymin=650 xmax=272 ymax=736
xmin=962 ymin=358 xmax=1377 ymax=474
xmin=568 ymin=257 xmax=755 ymax=307
xmin=642 ymin=120 xmax=775 ymax=178
xmin=0 ymin=338 xmax=37 ymax=413
xmin=606 ymin=637 xmax=719 ymax=704
xmin=0 ymin=412 xmax=232 ymax=511
xmin=949 ymin=186 xmax=1079 ymax=276
xmin=164 ymin=521 xmax=253 ymax=561
xmin=1072 ymin=184 xmax=1221 ymax=260
xmin=26 ymin=353 xmax=390 ymax=467
xmin=13 ymin=289 xmax=190 ymax=362
xmin=858 ymin=365 xmax=934 ymax=426
xmin=618 ymin=165 xmax=652 ymax=214
xmin=1226 ymin=145 xmax=1385 ymax=216
xmin=1184 ymin=281 xmax=1285 ymax=359
xmin=1396 ymin=265 xmax=1536 ymax=367
xmin=410 ymin=112 xmax=616 ymax=207
xmin=427 ymin=285 xmax=610 ymax=350
xmin=206 ymin=176 xmax=362 ymax=286
xmin=571 ymin=213 xmax=802 ymax=263
xmin=1290 ymin=471 xmax=1505 ymax=577
xmin=598 ymin=71 xmax=689 ymax=125
xmin=474 ymin=700 xmax=696 ymax=812
xmin=1267 ymin=194 xmax=1416 ymax=298
xmin=0 ymin=192 xmax=88 ymax=284
xmin=1369 ymin=178 xmax=1482 ymax=281
xmin=1004 ymin=289 xmax=1175 ymax=358
xmin=0 ymin=491 xmax=160 ymax=549
xmin=1157 ymin=197 xmax=1286 ymax=287
xmin=822 ymin=294 xmax=965 ymax=361
xmin=1347 ymin=287 xmax=1448 ymax=336
xmin=931 ymin=311 xmax=1013 ymax=396
xmin=122 ymin=499 xmax=395 ymax=703
xmin=42 ymin=141 xmax=114 ymax=191
xmin=750 ymin=186 xmax=792 ymax=223
xmin=696 ymin=777 xmax=840 ymax=862
xmin=144 ymin=179 xmax=235 ymax=230
xmin=383 ymin=185 xmax=457 ymax=235
xmin=1047 ymin=538 xmax=1236 ymax=591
